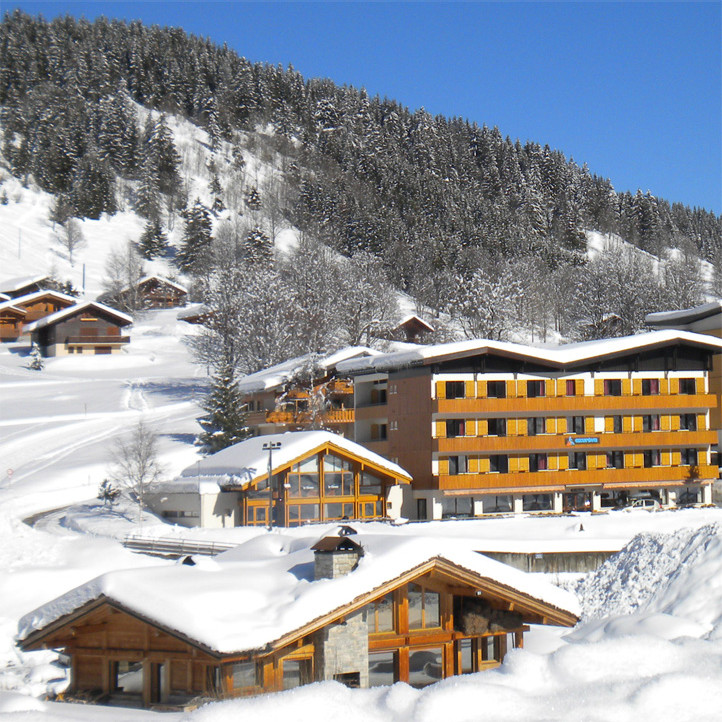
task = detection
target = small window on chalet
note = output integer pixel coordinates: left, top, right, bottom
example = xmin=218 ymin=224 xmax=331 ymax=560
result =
xmin=612 ymin=415 xmax=623 ymax=434
xmin=529 ymin=453 xmax=548 ymax=472
xmin=360 ymin=471 xmax=382 ymax=495
xmin=526 ymin=380 xmax=545 ymax=398
xmin=606 ymin=451 xmax=624 ymax=469
xmin=366 ymin=593 xmax=394 ymax=634
xmin=565 ymin=379 xmax=576 ymax=396
xmin=232 ymin=661 xmax=258 ymax=690
xmin=446 ymin=419 xmax=465 ymax=437
xmin=604 ymin=379 xmax=622 ymax=396
xmin=486 ymin=381 xmax=506 ymax=398
xmin=643 ymin=450 xmax=662 ymax=468
xmin=680 ymin=414 xmax=697 ymax=431
xmin=287 ymin=457 xmax=319 ymax=498
xmin=643 ymin=414 xmax=661 ymax=432
xmin=323 ymin=454 xmax=354 ymax=496
xmin=487 ymin=418 xmax=506 ymax=437
xmin=679 ymin=378 xmax=696 ymax=395
xmin=448 ymin=455 xmax=468 ymax=475
xmin=681 ymin=448 xmax=698 ymax=466
xmin=445 ymin=381 xmax=465 ymax=399
xmin=568 ymin=416 xmax=585 ymax=435
xmin=407 ymin=583 xmax=440 ymax=629
xmin=489 ymin=454 xmax=508 ymax=473
xmin=568 ymin=452 xmax=586 ymax=470
xmin=527 ymin=417 xmax=545 ymax=436
xmin=642 ymin=379 xmax=659 ymax=395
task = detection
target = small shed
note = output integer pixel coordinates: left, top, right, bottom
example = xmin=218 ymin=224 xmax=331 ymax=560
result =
xmin=394 ymin=314 xmax=435 ymax=343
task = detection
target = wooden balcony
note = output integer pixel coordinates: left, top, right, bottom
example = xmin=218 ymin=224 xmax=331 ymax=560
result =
xmin=434 ymin=394 xmax=717 ymax=415
xmin=251 ymin=408 xmax=355 ymax=426
xmin=437 ymin=465 xmax=719 ymax=493
xmin=434 ymin=430 xmax=718 ymax=454
xmin=65 ymin=335 xmax=130 ymax=345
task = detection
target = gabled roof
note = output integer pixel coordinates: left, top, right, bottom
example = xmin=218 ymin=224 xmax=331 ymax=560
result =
xmin=18 ymin=531 xmax=580 ymax=656
xmin=395 ymin=314 xmax=435 ymax=333
xmin=0 ymin=289 xmax=78 ymax=313
xmin=237 ymin=347 xmax=380 ymax=394
xmin=0 ymin=303 xmax=26 ymax=318
xmin=177 ymin=303 xmax=211 ymax=322
xmin=0 ymin=275 xmax=50 ymax=295
xmin=24 ymin=301 xmax=133 ymax=332
xmin=0 ymin=293 xmax=10 ymax=302
xmin=172 ymin=430 xmax=411 ymax=489
xmin=122 ymin=275 xmax=189 ymax=295
xmin=337 ymin=330 xmax=722 ymax=375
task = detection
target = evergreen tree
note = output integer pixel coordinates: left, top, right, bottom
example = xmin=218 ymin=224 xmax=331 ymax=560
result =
xmin=242 ymin=225 xmax=272 ymax=263
xmin=177 ymin=199 xmax=213 ymax=273
xmin=198 ymin=361 xmax=250 ymax=452
xmin=70 ymin=153 xmax=117 ymax=219
xmin=138 ymin=218 xmax=168 ymax=260
xmin=28 ymin=342 xmax=44 ymax=370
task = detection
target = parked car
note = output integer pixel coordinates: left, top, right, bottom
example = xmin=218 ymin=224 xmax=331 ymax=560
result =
xmin=627 ymin=498 xmax=661 ymax=511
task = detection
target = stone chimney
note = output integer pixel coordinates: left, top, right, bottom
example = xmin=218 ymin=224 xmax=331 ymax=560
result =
xmin=311 ymin=535 xmax=364 ymax=580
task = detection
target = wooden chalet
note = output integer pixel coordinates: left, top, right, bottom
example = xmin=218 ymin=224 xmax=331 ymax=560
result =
xmin=118 ymin=275 xmax=188 ymax=310
xmin=0 ymin=302 xmax=26 ymax=341
xmin=239 ymin=348 xmax=377 ymax=438
xmin=177 ymin=303 xmax=213 ymax=325
xmin=394 ymin=314 xmax=435 ymax=343
xmin=146 ymin=430 xmax=413 ymax=528
xmin=0 ymin=274 xmax=51 ymax=299
xmin=18 ymin=531 xmax=579 ymax=709
xmin=24 ymin=301 xmax=132 ymax=356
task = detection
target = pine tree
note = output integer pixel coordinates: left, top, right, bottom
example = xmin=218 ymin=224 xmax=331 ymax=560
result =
xmin=177 ymin=199 xmax=213 ymax=273
xmin=138 ymin=218 xmax=168 ymax=260
xmin=28 ymin=343 xmax=44 ymax=370
xmin=198 ymin=361 xmax=250 ymax=452
xmin=70 ymin=153 xmax=117 ymax=219
xmin=242 ymin=225 xmax=272 ymax=263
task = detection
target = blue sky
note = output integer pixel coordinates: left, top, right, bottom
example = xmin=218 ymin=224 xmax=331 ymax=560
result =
xmin=6 ymin=1 xmax=722 ymax=214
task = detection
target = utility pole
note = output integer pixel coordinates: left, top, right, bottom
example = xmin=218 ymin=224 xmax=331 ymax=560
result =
xmin=263 ymin=441 xmax=282 ymax=530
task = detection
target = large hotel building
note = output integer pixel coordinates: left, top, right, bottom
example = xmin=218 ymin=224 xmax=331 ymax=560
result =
xmin=337 ymin=330 xmax=722 ymax=519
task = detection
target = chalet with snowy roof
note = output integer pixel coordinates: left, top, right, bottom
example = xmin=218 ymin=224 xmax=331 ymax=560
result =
xmin=24 ymin=301 xmax=132 ymax=356
xmin=18 ymin=530 xmax=579 ymax=708
xmin=240 ymin=348 xmax=379 ymax=437
xmin=177 ymin=303 xmax=212 ymax=325
xmin=337 ymin=330 xmax=722 ymax=517
xmin=146 ymin=430 xmax=413 ymax=528
xmin=0 ymin=301 xmax=26 ymax=341
xmin=0 ymin=274 xmax=51 ymax=298
xmin=117 ymin=275 xmax=188 ymax=309
xmin=394 ymin=314 xmax=435 ymax=343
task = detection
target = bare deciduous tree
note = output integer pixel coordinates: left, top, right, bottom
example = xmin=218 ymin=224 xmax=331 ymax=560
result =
xmin=57 ymin=218 xmax=86 ymax=266
xmin=103 ymin=240 xmax=145 ymax=311
xmin=109 ymin=419 xmax=165 ymax=525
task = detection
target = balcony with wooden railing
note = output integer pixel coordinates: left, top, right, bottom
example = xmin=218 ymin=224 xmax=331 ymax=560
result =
xmin=434 ymin=430 xmax=717 ymax=454
xmin=249 ymin=408 xmax=355 ymax=426
xmin=437 ymin=465 xmax=719 ymax=493
xmin=64 ymin=335 xmax=130 ymax=345
xmin=434 ymin=394 xmax=717 ymax=415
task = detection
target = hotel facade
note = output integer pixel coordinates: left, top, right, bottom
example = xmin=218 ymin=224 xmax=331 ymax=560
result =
xmin=337 ymin=331 xmax=722 ymax=519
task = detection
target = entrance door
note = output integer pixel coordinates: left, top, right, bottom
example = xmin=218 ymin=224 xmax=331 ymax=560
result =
xmin=417 ymin=498 xmax=428 ymax=520
xmin=563 ymin=492 xmax=592 ymax=512
xmin=149 ymin=662 xmax=166 ymax=704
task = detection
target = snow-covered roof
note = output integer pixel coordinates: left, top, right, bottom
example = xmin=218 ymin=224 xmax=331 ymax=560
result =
xmin=0 ymin=275 xmax=49 ymax=294
xmin=0 ymin=289 xmax=78 ymax=313
xmin=122 ymin=275 xmax=189 ymax=295
xmin=0 ymin=292 xmax=9 ymax=302
xmin=237 ymin=347 xmax=380 ymax=394
xmin=645 ymin=301 xmax=722 ymax=328
xmin=0 ymin=302 xmax=26 ymax=317
xmin=177 ymin=430 xmax=411 ymax=486
xmin=18 ymin=531 xmax=580 ymax=654
xmin=177 ymin=303 xmax=210 ymax=321
xmin=23 ymin=301 xmax=133 ymax=332
xmin=337 ymin=330 xmax=722 ymax=375
xmin=395 ymin=314 xmax=435 ymax=332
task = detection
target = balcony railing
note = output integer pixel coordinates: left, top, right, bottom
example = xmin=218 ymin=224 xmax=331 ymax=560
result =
xmin=64 ymin=335 xmax=130 ymax=344
xmin=255 ymin=408 xmax=355 ymax=426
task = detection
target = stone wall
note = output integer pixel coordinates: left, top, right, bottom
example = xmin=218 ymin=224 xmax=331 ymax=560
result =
xmin=314 ymin=550 xmax=360 ymax=580
xmin=314 ymin=610 xmax=369 ymax=687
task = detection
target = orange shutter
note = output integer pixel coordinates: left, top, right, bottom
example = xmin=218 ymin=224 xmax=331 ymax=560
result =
xmin=465 ymin=380 xmax=475 ymax=399
xmin=436 ymin=381 xmax=446 ymax=399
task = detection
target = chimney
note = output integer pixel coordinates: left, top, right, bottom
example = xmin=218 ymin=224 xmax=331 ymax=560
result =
xmin=311 ymin=535 xmax=364 ymax=580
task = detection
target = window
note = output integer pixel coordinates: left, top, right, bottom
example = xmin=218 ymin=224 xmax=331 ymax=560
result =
xmin=282 ymin=658 xmax=313 ymax=690
xmin=407 ymin=584 xmax=440 ymax=629
xmin=448 ymin=455 xmax=468 ymax=475
xmin=529 ymin=453 xmax=548 ymax=472
xmin=323 ymin=454 xmax=354 ymax=496
xmin=644 ymin=450 xmax=661 ymax=468
xmin=565 ymin=379 xmax=576 ymax=396
xmin=324 ymin=502 xmax=355 ymax=520
xmin=642 ymin=379 xmax=659 ymax=395
xmin=568 ymin=416 xmax=585 ymax=435
xmin=287 ymin=503 xmax=320 ymax=525
xmin=487 ymin=381 xmax=506 ymax=398
xmin=408 ymin=647 xmax=443 ymax=688
xmin=527 ymin=417 xmax=545 ymax=436
xmin=232 ymin=661 xmax=258 ymax=690
xmin=606 ymin=451 xmax=624 ymax=469
xmin=441 ymin=495 xmax=473 ymax=517
xmin=446 ymin=419 xmax=466 ymax=437
xmin=489 ymin=455 xmax=508 ymax=473
xmin=368 ymin=651 xmax=395 ymax=687
xmin=371 ymin=423 xmax=388 ymax=440
xmin=643 ymin=414 xmax=661 ymax=432
xmin=365 ymin=593 xmax=394 ymax=634
xmin=681 ymin=448 xmax=698 ymax=466
xmin=523 ymin=494 xmax=552 ymax=511
xmin=612 ymin=415 xmax=623 ymax=434
xmin=487 ymin=418 xmax=506 ymax=437
xmin=360 ymin=471 xmax=382 ymax=495
xmin=526 ymin=380 xmax=545 ymax=398
xmin=457 ymin=638 xmax=474 ymax=674
xmin=287 ymin=457 xmax=320 ymax=498
xmin=679 ymin=378 xmax=696 ymax=395
xmin=680 ymin=414 xmax=697 ymax=431
xmin=568 ymin=452 xmax=586 ymax=470
xmin=604 ymin=379 xmax=622 ymax=396
xmin=445 ymin=381 xmax=465 ymax=399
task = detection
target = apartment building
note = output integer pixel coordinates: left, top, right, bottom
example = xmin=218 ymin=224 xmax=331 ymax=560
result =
xmin=337 ymin=330 xmax=722 ymax=519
